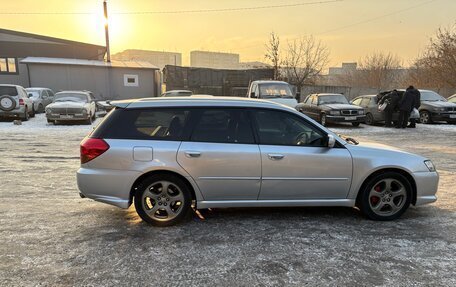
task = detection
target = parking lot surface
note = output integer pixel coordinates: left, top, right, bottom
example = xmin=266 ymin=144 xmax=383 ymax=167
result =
xmin=1 ymin=114 xmax=455 ymax=286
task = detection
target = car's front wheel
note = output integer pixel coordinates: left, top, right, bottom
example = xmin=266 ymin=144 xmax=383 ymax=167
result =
xmin=134 ymin=174 xmax=192 ymax=226
xmin=320 ymin=113 xmax=327 ymax=126
xmin=420 ymin=111 xmax=432 ymax=124
xmin=352 ymin=122 xmax=360 ymax=127
xmin=365 ymin=113 xmax=374 ymax=125
xmin=358 ymin=172 xmax=412 ymax=221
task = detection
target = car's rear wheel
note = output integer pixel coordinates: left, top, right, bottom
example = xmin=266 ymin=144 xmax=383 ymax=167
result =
xmin=359 ymin=172 xmax=411 ymax=221
xmin=365 ymin=113 xmax=374 ymax=125
xmin=420 ymin=111 xmax=432 ymax=124
xmin=21 ymin=108 xmax=29 ymax=121
xmin=134 ymin=174 xmax=192 ymax=227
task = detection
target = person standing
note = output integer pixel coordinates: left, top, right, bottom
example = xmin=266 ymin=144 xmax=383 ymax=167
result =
xmin=379 ymin=90 xmax=400 ymax=127
xmin=408 ymin=87 xmax=421 ymax=128
xmin=396 ymin=86 xmax=415 ymax=129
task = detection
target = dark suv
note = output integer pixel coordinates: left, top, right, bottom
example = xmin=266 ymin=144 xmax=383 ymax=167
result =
xmin=296 ymin=93 xmax=365 ymax=126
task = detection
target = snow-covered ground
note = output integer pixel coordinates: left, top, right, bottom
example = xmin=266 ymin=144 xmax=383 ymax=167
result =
xmin=0 ymin=114 xmax=455 ymax=286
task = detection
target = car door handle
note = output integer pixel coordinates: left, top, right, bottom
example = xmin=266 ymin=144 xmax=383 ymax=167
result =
xmin=184 ymin=151 xmax=201 ymax=158
xmin=268 ymin=153 xmax=284 ymax=160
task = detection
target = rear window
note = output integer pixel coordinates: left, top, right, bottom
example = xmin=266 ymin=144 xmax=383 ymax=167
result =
xmin=92 ymin=108 xmax=189 ymax=141
xmin=0 ymin=86 xmax=18 ymax=97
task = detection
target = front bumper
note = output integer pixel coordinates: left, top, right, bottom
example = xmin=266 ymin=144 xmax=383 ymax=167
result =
xmin=431 ymin=112 xmax=456 ymax=122
xmin=77 ymin=167 xmax=141 ymax=208
xmin=413 ymin=171 xmax=439 ymax=206
xmin=47 ymin=113 xmax=90 ymax=121
xmin=326 ymin=115 xmax=366 ymax=123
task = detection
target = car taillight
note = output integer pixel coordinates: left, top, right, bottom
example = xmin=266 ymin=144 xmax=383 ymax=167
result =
xmin=80 ymin=138 xmax=109 ymax=164
xmin=19 ymin=99 xmax=24 ymax=105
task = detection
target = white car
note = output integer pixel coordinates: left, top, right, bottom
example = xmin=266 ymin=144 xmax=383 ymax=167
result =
xmin=26 ymin=87 xmax=55 ymax=113
xmin=45 ymin=91 xmax=96 ymax=124
xmin=247 ymin=80 xmax=299 ymax=108
xmin=0 ymin=84 xmax=35 ymax=121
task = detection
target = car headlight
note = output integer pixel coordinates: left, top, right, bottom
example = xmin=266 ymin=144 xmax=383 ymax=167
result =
xmin=424 ymin=160 xmax=436 ymax=172
xmin=82 ymin=109 xmax=88 ymax=114
xmin=329 ymin=110 xmax=340 ymax=116
xmin=358 ymin=110 xmax=364 ymax=115
xmin=433 ymin=107 xmax=445 ymax=112
xmin=45 ymin=109 xmax=51 ymax=114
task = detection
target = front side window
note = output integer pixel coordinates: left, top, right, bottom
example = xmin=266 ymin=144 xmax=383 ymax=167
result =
xmin=311 ymin=96 xmax=318 ymax=105
xmin=191 ymin=109 xmax=254 ymax=144
xmin=361 ymin=98 xmax=371 ymax=107
xmin=92 ymin=108 xmax=189 ymax=141
xmin=351 ymin=98 xmax=362 ymax=106
xmin=253 ymin=109 xmax=326 ymax=147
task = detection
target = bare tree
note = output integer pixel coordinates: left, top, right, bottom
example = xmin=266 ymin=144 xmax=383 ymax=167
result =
xmin=282 ymin=35 xmax=330 ymax=92
xmin=414 ymin=25 xmax=456 ymax=88
xmin=355 ymin=52 xmax=403 ymax=91
xmin=264 ymin=32 xmax=281 ymax=80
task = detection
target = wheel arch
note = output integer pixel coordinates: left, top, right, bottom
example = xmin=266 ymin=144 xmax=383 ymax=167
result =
xmin=355 ymin=168 xmax=417 ymax=207
xmin=129 ymin=169 xmax=198 ymax=207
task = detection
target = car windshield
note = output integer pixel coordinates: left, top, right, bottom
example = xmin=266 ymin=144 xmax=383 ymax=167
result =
xmin=54 ymin=93 xmax=88 ymax=103
xmin=259 ymin=84 xmax=294 ymax=99
xmin=421 ymin=91 xmax=446 ymax=102
xmin=318 ymin=95 xmax=349 ymax=105
xmin=27 ymin=91 xmax=40 ymax=99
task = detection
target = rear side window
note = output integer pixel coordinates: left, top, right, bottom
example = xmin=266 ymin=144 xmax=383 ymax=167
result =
xmin=361 ymin=98 xmax=371 ymax=107
xmin=92 ymin=108 xmax=189 ymax=141
xmin=190 ymin=109 xmax=254 ymax=144
xmin=0 ymin=86 xmax=18 ymax=96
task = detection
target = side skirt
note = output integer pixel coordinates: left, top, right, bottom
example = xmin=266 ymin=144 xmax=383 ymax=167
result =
xmin=197 ymin=199 xmax=356 ymax=209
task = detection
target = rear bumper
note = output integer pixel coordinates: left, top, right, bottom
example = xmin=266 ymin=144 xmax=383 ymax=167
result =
xmin=327 ymin=115 xmax=366 ymax=123
xmin=77 ymin=167 xmax=141 ymax=208
xmin=413 ymin=171 xmax=439 ymax=206
xmin=0 ymin=107 xmax=26 ymax=118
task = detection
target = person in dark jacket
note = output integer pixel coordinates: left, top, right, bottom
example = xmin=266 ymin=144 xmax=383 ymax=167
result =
xmin=379 ymin=89 xmax=400 ymax=127
xmin=396 ymin=86 xmax=416 ymax=128
xmin=407 ymin=87 xmax=421 ymax=128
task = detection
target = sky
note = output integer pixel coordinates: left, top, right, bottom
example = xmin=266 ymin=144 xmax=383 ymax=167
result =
xmin=1 ymin=0 xmax=455 ymax=68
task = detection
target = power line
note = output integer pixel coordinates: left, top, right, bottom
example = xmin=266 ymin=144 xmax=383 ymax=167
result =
xmin=0 ymin=0 xmax=343 ymax=15
xmin=235 ymin=0 xmax=439 ymax=51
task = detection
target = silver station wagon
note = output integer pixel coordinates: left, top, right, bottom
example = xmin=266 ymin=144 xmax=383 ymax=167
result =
xmin=77 ymin=97 xmax=438 ymax=226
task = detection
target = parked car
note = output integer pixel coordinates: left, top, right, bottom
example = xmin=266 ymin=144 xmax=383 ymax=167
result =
xmin=247 ymin=80 xmax=298 ymax=108
xmin=447 ymin=94 xmax=456 ymax=104
xmin=380 ymin=89 xmax=456 ymax=124
xmin=26 ymin=87 xmax=55 ymax=113
xmin=296 ymin=93 xmax=365 ymax=126
xmin=351 ymin=94 xmax=399 ymax=125
xmin=45 ymin=91 xmax=96 ymax=124
xmin=161 ymin=90 xmax=193 ymax=97
xmin=0 ymin=84 xmax=35 ymax=121
xmin=77 ymin=96 xmax=438 ymax=226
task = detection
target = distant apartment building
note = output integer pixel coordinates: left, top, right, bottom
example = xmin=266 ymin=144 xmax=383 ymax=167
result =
xmin=112 ymin=49 xmax=182 ymax=70
xmin=190 ymin=50 xmax=240 ymax=69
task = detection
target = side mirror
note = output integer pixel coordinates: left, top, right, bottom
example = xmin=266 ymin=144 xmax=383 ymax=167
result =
xmin=326 ymin=134 xmax=336 ymax=148
xmin=250 ymin=92 xmax=256 ymax=98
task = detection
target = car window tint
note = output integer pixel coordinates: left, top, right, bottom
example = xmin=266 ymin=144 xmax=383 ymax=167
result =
xmin=0 ymin=86 xmax=18 ymax=96
xmin=191 ymin=109 xmax=254 ymax=144
xmin=92 ymin=108 xmax=189 ymax=141
xmin=253 ymin=109 xmax=325 ymax=147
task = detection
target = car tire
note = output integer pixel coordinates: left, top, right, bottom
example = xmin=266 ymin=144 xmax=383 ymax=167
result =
xmin=0 ymin=95 xmax=16 ymax=111
xmin=365 ymin=113 xmax=374 ymax=125
xmin=38 ymin=104 xmax=44 ymax=113
xmin=320 ymin=113 xmax=327 ymax=126
xmin=134 ymin=174 xmax=192 ymax=227
xmin=352 ymin=122 xmax=360 ymax=127
xmin=358 ymin=172 xmax=412 ymax=221
xmin=420 ymin=111 xmax=433 ymax=124
xmin=21 ymin=107 xmax=29 ymax=121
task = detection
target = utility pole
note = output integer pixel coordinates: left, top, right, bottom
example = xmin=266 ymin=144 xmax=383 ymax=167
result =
xmin=103 ymin=0 xmax=111 ymax=62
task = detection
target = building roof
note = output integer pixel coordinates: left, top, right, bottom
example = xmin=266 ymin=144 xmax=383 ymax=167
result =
xmin=20 ymin=57 xmax=159 ymax=70
xmin=0 ymin=28 xmax=106 ymax=60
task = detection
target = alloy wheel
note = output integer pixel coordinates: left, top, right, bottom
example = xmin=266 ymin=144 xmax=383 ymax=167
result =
xmin=141 ymin=181 xmax=185 ymax=222
xmin=368 ymin=178 xmax=407 ymax=217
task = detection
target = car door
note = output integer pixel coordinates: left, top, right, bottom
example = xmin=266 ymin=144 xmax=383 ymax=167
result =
xmin=177 ymin=108 xmax=261 ymax=200
xmin=41 ymin=90 xmax=50 ymax=106
xmin=252 ymin=108 xmax=353 ymax=200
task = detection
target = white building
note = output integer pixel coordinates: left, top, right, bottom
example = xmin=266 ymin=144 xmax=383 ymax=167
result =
xmin=190 ymin=51 xmax=239 ymax=69
xmin=112 ymin=49 xmax=182 ymax=70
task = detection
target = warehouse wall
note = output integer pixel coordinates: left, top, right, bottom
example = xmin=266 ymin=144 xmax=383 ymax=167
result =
xmin=27 ymin=64 xmax=157 ymax=100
